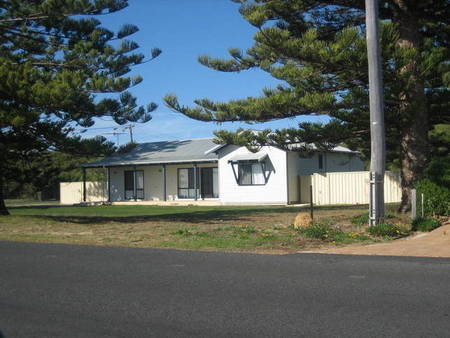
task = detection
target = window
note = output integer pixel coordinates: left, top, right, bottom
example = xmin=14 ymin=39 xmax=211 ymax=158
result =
xmin=178 ymin=168 xmax=199 ymax=199
xmin=318 ymin=154 xmax=324 ymax=170
xmin=124 ymin=170 xmax=144 ymax=200
xmin=238 ymin=163 xmax=265 ymax=185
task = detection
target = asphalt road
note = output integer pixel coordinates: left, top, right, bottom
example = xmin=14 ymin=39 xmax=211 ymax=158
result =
xmin=1 ymin=241 xmax=449 ymax=337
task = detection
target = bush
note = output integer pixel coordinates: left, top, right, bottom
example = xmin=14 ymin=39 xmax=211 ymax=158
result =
xmin=351 ymin=213 xmax=369 ymax=226
xmin=411 ymin=217 xmax=442 ymax=232
xmin=366 ymin=223 xmax=405 ymax=237
xmin=300 ymin=223 xmax=345 ymax=242
xmin=415 ymin=178 xmax=450 ymax=216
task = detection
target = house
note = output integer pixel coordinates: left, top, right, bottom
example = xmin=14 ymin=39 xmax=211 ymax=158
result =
xmin=82 ymin=138 xmax=365 ymax=205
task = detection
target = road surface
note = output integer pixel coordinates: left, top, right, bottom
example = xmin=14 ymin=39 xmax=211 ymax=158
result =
xmin=1 ymin=241 xmax=449 ymax=337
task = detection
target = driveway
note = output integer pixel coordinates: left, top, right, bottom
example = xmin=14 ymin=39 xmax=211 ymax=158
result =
xmin=309 ymin=224 xmax=450 ymax=258
xmin=1 ymin=241 xmax=449 ymax=337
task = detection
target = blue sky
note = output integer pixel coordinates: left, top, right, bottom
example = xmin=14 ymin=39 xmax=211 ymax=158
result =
xmin=81 ymin=0 xmax=327 ymax=145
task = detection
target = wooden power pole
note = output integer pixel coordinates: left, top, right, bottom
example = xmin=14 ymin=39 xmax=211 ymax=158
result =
xmin=366 ymin=0 xmax=386 ymax=225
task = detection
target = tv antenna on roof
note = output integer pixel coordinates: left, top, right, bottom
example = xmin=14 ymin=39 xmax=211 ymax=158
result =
xmin=104 ymin=131 xmax=126 ymax=146
xmin=122 ymin=125 xmax=135 ymax=143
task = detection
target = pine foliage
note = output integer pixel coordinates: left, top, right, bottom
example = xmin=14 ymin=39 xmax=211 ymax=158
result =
xmin=164 ymin=0 xmax=449 ymax=161
xmin=164 ymin=0 xmax=449 ymax=211
xmin=0 ymin=0 xmax=160 ymax=214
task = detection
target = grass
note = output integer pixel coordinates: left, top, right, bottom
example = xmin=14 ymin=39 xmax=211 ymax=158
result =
xmin=0 ymin=204 xmax=409 ymax=253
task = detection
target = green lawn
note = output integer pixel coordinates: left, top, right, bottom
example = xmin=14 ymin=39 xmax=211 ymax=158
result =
xmin=0 ymin=204 xmax=406 ymax=253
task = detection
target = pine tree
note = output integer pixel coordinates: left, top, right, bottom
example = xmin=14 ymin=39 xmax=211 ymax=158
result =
xmin=0 ymin=0 xmax=161 ymax=215
xmin=164 ymin=0 xmax=449 ymax=212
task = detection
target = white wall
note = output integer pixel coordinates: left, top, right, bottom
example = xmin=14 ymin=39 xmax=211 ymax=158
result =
xmin=218 ymin=145 xmax=288 ymax=204
xmin=294 ymin=152 xmax=365 ymax=176
xmin=108 ymin=163 xmax=218 ymax=202
xmin=60 ymin=182 xmax=106 ymax=204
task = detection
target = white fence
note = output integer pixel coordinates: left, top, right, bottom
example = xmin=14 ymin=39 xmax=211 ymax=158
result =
xmin=60 ymin=182 xmax=107 ymax=204
xmin=299 ymin=171 xmax=402 ymax=205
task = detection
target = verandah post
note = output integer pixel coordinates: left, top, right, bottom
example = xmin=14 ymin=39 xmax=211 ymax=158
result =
xmin=107 ymin=167 xmax=111 ymax=203
xmin=193 ymin=163 xmax=198 ymax=201
xmin=133 ymin=165 xmax=137 ymax=201
xmin=82 ymin=167 xmax=87 ymax=202
xmin=163 ymin=164 xmax=167 ymax=201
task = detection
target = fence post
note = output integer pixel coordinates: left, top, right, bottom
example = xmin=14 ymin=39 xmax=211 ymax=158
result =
xmin=411 ymin=189 xmax=417 ymax=219
xmin=421 ymin=193 xmax=424 ymax=218
xmin=309 ymin=185 xmax=314 ymax=220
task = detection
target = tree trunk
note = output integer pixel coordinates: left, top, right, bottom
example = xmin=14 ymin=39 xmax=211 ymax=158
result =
xmin=0 ymin=174 xmax=10 ymax=216
xmin=394 ymin=4 xmax=429 ymax=212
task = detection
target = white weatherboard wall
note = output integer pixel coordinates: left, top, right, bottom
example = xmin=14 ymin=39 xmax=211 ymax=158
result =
xmin=299 ymin=171 xmax=401 ymax=205
xmin=60 ymin=182 xmax=106 ymax=204
xmin=218 ymin=145 xmax=288 ymax=204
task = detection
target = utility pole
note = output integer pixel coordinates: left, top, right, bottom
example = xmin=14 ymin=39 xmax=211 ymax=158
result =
xmin=123 ymin=125 xmax=134 ymax=143
xmin=366 ymin=0 xmax=386 ymax=225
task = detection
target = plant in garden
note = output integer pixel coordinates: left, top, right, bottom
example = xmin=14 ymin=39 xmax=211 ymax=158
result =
xmin=366 ymin=223 xmax=407 ymax=237
xmin=415 ymin=179 xmax=450 ymax=217
xmin=411 ymin=217 xmax=442 ymax=232
xmin=298 ymin=223 xmax=346 ymax=242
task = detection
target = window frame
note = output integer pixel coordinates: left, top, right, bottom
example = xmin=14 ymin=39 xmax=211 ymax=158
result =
xmin=235 ymin=161 xmax=268 ymax=186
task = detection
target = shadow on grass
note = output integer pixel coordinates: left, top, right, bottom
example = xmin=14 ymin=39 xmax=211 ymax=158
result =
xmin=8 ymin=203 xmax=399 ymax=225
xmin=9 ymin=206 xmax=302 ymax=225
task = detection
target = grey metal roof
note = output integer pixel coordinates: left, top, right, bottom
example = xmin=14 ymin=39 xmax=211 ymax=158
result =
xmin=83 ymin=138 xmax=219 ymax=168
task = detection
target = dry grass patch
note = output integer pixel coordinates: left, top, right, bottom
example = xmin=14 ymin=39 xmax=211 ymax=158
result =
xmin=0 ymin=204 xmax=407 ymax=253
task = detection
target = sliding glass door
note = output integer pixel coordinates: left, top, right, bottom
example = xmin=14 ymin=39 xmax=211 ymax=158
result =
xmin=177 ymin=168 xmax=199 ymax=199
xmin=124 ymin=170 xmax=144 ymax=200
xmin=178 ymin=167 xmax=218 ymax=199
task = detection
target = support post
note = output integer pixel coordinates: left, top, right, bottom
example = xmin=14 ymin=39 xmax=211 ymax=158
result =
xmin=366 ymin=0 xmax=386 ymax=225
xmin=133 ymin=165 xmax=137 ymax=201
xmin=193 ymin=164 xmax=198 ymax=201
xmin=163 ymin=165 xmax=167 ymax=201
xmin=309 ymin=185 xmax=314 ymax=220
xmin=82 ymin=167 xmax=87 ymax=202
xmin=421 ymin=193 xmax=424 ymax=218
xmin=411 ymin=189 xmax=417 ymax=219
xmin=107 ymin=167 xmax=111 ymax=203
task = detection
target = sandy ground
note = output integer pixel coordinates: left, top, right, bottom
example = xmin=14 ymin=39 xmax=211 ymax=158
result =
xmin=306 ymin=223 xmax=450 ymax=258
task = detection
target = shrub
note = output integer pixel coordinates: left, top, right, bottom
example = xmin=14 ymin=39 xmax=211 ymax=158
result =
xmin=366 ymin=223 xmax=406 ymax=237
xmin=415 ymin=178 xmax=450 ymax=216
xmin=300 ymin=223 xmax=345 ymax=242
xmin=411 ymin=217 xmax=442 ymax=232
xmin=351 ymin=213 xmax=394 ymax=227
xmin=351 ymin=213 xmax=369 ymax=226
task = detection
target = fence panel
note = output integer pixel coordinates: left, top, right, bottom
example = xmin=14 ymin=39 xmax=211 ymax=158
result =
xmin=299 ymin=171 xmax=401 ymax=205
xmin=60 ymin=182 xmax=106 ymax=204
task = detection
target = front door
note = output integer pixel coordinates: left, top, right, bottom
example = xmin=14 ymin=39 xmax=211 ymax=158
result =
xmin=201 ymin=167 xmax=218 ymax=198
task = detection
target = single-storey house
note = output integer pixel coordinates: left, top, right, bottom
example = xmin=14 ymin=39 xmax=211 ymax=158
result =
xmin=82 ymin=138 xmax=364 ymax=205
